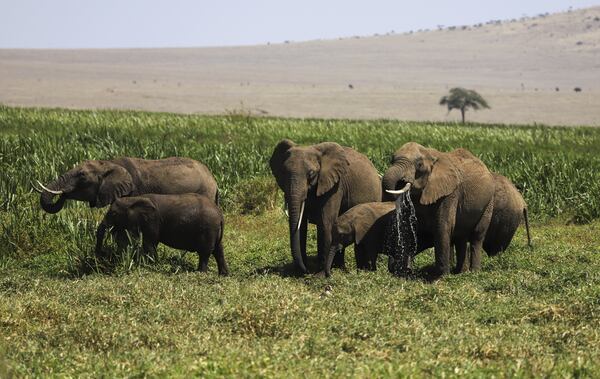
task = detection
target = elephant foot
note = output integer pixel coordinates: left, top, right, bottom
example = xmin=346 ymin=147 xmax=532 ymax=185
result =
xmin=313 ymin=270 xmax=328 ymax=279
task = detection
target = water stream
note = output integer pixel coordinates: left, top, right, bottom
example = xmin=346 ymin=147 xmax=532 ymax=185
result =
xmin=383 ymin=191 xmax=418 ymax=276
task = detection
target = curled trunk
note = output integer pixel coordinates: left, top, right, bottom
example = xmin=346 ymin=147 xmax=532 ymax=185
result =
xmin=39 ymin=175 xmax=71 ymax=214
xmin=382 ymin=161 xmax=409 ymax=199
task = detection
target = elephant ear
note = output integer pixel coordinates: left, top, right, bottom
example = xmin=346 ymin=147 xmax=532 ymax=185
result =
xmin=96 ymin=164 xmax=135 ymax=207
xmin=269 ymin=139 xmax=296 ymax=190
xmin=315 ymin=142 xmax=349 ymax=197
xmin=127 ymin=197 xmax=157 ymax=223
xmin=420 ymin=155 xmax=461 ymax=205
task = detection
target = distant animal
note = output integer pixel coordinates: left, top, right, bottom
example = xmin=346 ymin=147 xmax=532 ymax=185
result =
xmin=95 ymin=194 xmax=229 ymax=275
xmin=348 ymin=84 xmax=354 ymax=89
xmin=269 ymin=139 xmax=382 ymax=274
xmin=574 ymin=87 xmax=582 ymax=92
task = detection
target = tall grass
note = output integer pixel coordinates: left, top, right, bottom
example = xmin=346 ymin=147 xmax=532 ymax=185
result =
xmin=1 ymin=105 xmax=600 ymax=264
xmin=1 ymin=106 xmax=600 ymax=377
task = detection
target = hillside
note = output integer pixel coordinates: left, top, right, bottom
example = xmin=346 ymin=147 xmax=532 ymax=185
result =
xmin=0 ymin=6 xmax=599 ymax=125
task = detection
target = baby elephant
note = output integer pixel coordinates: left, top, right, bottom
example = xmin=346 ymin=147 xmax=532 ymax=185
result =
xmin=95 ymin=193 xmax=229 ymax=275
xmin=326 ymin=202 xmax=397 ymax=276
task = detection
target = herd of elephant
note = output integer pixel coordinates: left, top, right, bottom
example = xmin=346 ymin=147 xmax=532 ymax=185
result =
xmin=34 ymin=140 xmax=531 ymax=278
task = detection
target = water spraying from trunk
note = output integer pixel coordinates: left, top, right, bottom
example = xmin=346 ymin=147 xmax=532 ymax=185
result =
xmin=383 ymin=189 xmax=418 ymax=276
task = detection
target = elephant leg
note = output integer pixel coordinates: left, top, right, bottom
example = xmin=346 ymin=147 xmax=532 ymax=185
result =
xmin=454 ymin=239 xmax=470 ymax=273
xmin=369 ymin=249 xmax=378 ymax=271
xmin=317 ymin=198 xmax=343 ymax=271
xmin=299 ymin=216 xmax=308 ymax=267
xmin=198 ymin=251 xmax=210 ymax=272
xmin=333 ymin=248 xmax=346 ymax=269
xmin=470 ymin=201 xmax=493 ymax=271
xmin=212 ymin=241 xmax=229 ymax=276
xmin=355 ymin=244 xmax=369 ymax=270
xmin=434 ymin=195 xmax=458 ymax=275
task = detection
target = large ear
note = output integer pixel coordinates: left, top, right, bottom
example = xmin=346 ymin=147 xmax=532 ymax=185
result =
xmin=420 ymin=154 xmax=461 ymax=205
xmin=269 ymin=139 xmax=296 ymax=190
xmin=126 ymin=198 xmax=157 ymax=229
xmin=96 ymin=164 xmax=134 ymax=207
xmin=315 ymin=142 xmax=349 ymax=197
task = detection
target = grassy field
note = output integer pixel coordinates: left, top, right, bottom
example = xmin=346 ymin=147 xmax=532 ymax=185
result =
xmin=1 ymin=105 xmax=599 ymax=377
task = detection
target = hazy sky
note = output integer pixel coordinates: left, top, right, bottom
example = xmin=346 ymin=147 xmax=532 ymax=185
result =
xmin=1 ymin=0 xmax=598 ymax=48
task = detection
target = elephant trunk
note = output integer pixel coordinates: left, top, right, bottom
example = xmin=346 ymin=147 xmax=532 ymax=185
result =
xmin=382 ymin=160 xmax=411 ymax=200
xmin=39 ymin=174 xmax=73 ymax=214
xmin=325 ymin=244 xmax=342 ymax=277
xmin=287 ymin=190 xmax=307 ymax=274
xmin=95 ymin=221 xmax=108 ymax=256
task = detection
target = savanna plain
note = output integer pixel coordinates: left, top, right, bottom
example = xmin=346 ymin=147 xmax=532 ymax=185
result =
xmin=1 ymin=105 xmax=599 ymax=377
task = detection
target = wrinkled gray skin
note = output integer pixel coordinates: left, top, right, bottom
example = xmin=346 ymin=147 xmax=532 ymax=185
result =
xmin=326 ymin=202 xmax=435 ymax=276
xmin=39 ymin=157 xmax=218 ymax=213
xmin=38 ymin=157 xmax=218 ymax=251
xmin=270 ymin=139 xmax=382 ymax=274
xmin=328 ymin=174 xmax=530 ymax=277
xmin=484 ymin=173 xmax=531 ymax=255
xmin=383 ymin=143 xmax=495 ymax=275
xmin=95 ymin=194 xmax=228 ymax=275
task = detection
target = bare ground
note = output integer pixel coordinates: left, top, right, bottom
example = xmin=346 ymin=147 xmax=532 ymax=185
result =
xmin=1 ymin=7 xmax=599 ymax=126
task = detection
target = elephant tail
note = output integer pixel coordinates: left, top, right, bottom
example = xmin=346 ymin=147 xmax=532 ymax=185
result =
xmin=523 ymin=208 xmax=532 ymax=249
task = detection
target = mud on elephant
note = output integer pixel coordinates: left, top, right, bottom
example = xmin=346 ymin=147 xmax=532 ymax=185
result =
xmin=269 ymin=139 xmax=382 ymax=274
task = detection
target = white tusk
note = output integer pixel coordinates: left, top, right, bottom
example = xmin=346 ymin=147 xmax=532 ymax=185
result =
xmin=385 ymin=183 xmax=411 ymax=195
xmin=36 ymin=180 xmax=63 ymax=195
xmin=284 ymin=201 xmax=289 ymax=218
xmin=297 ymin=201 xmax=305 ymax=232
xmin=31 ymin=181 xmax=43 ymax=193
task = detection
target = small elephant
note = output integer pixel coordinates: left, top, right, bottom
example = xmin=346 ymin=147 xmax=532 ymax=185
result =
xmin=95 ymin=193 xmax=229 ymax=275
xmin=383 ymin=143 xmax=495 ymax=275
xmin=270 ymin=139 xmax=382 ymax=274
xmin=326 ymin=201 xmax=435 ymax=276
xmin=484 ymin=173 xmax=531 ymax=255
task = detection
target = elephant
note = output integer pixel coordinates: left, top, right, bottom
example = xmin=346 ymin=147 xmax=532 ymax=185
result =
xmin=35 ymin=157 xmax=218 ymax=213
xmin=95 ymin=194 xmax=229 ymax=275
xmin=484 ymin=173 xmax=531 ymax=255
xmin=383 ymin=142 xmax=495 ymax=275
xmin=269 ymin=139 xmax=382 ymax=274
xmin=327 ymin=172 xmax=531 ymax=277
xmin=326 ymin=201 xmax=436 ymax=276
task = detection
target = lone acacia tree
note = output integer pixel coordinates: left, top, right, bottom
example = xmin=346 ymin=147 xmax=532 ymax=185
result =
xmin=440 ymin=87 xmax=490 ymax=123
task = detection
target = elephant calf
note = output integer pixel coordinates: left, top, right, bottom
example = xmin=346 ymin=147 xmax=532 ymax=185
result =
xmin=95 ymin=194 xmax=229 ymax=275
xmin=326 ymin=202 xmax=435 ymax=276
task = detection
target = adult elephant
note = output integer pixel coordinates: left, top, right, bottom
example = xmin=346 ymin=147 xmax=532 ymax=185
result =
xmin=270 ymin=139 xmax=382 ymax=274
xmin=36 ymin=157 xmax=218 ymax=213
xmin=383 ymin=143 xmax=494 ymax=275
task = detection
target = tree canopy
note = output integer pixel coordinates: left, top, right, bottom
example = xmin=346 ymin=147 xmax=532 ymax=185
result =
xmin=440 ymin=87 xmax=490 ymax=123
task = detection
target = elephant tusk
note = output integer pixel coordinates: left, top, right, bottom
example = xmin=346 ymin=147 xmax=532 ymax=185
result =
xmin=385 ymin=183 xmax=411 ymax=195
xmin=36 ymin=180 xmax=63 ymax=195
xmin=297 ymin=201 xmax=305 ymax=232
xmin=31 ymin=181 xmax=43 ymax=193
xmin=284 ymin=200 xmax=289 ymax=218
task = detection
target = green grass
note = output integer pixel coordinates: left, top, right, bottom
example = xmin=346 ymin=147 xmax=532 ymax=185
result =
xmin=1 ymin=106 xmax=600 ymax=377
